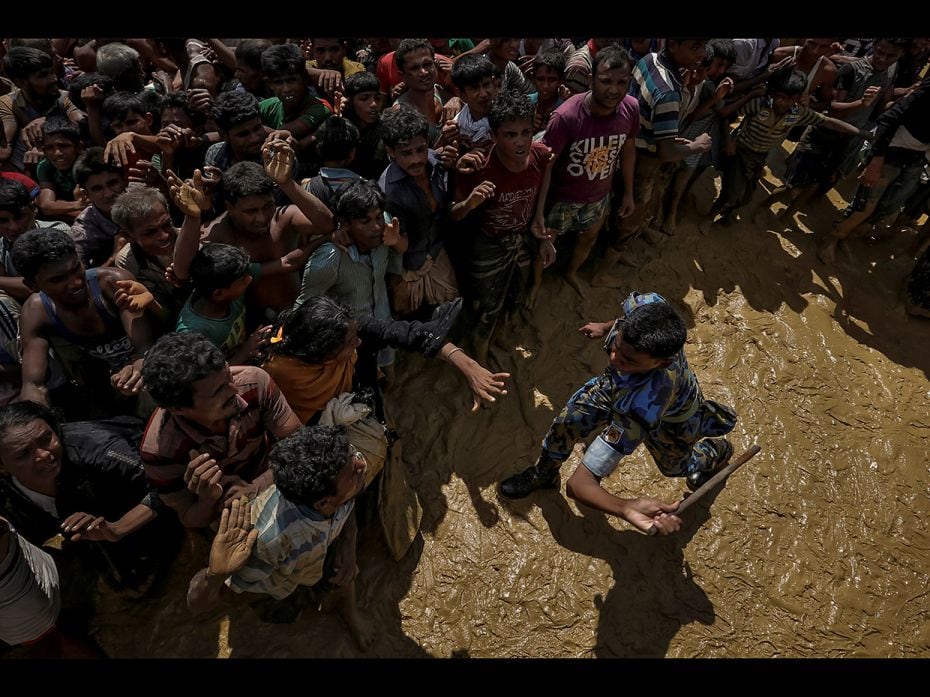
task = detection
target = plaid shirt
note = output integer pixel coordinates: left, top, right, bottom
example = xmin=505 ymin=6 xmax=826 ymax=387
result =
xmin=141 ymin=366 xmax=297 ymax=504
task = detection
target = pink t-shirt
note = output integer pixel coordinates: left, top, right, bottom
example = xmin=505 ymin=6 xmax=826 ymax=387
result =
xmin=542 ymin=92 xmax=640 ymax=204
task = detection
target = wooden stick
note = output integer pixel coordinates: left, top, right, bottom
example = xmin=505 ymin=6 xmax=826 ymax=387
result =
xmin=647 ymin=444 xmax=762 ymax=536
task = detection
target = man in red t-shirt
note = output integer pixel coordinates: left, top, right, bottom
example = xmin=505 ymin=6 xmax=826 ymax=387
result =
xmin=451 ymin=91 xmax=552 ymax=364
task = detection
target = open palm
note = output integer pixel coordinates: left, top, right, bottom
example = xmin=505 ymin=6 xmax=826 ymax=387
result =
xmin=209 ymin=497 xmax=258 ymax=577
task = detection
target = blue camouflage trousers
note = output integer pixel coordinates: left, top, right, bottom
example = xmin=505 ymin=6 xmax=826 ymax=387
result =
xmin=539 ymin=374 xmax=737 ymax=479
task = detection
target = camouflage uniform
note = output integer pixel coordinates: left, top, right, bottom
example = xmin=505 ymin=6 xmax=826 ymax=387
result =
xmin=539 ymin=292 xmax=736 ymax=479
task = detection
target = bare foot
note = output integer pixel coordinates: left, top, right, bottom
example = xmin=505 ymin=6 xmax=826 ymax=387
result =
xmin=660 ymin=215 xmax=677 ymax=235
xmin=817 ymin=237 xmax=838 ymax=265
xmin=750 ymin=206 xmax=770 ymax=224
xmin=342 ymin=607 xmax=377 ymax=651
xmin=564 ymin=273 xmax=586 ymax=299
xmin=523 ymin=284 xmax=540 ymax=310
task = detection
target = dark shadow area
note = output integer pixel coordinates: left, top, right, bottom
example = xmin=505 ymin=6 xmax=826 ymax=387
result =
xmin=223 ymin=514 xmax=431 ymax=658
xmin=533 ymin=481 xmax=727 ymax=657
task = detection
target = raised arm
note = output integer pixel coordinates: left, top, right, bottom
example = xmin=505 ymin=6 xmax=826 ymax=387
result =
xmin=166 ymin=168 xmax=211 ymax=281
xmin=99 ymin=267 xmax=153 ymax=396
xmin=187 ymin=497 xmax=257 ymax=615
xmin=262 ymin=139 xmax=334 ymax=234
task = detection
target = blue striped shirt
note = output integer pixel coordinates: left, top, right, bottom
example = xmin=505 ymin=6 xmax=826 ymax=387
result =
xmin=628 ymin=51 xmax=684 ymax=152
xmin=227 ymin=485 xmax=353 ymax=599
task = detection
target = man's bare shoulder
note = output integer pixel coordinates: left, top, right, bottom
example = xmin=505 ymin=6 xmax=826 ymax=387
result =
xmin=203 ymin=213 xmax=232 ymax=242
xmin=20 ymin=292 xmax=52 ymax=330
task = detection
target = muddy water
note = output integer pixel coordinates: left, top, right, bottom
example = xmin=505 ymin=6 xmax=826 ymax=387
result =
xmin=80 ymin=152 xmax=930 ymax=658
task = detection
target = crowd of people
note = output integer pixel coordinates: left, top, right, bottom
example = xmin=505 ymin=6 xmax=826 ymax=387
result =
xmin=0 ymin=35 xmax=927 ymax=657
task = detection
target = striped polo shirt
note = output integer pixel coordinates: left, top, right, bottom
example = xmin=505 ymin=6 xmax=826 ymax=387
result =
xmin=227 ymin=484 xmax=353 ymax=599
xmin=628 ymin=51 xmax=684 ymax=152
xmin=735 ymin=96 xmax=827 ymax=153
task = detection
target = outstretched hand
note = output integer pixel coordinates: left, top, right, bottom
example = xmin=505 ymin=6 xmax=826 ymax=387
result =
xmin=463 ymin=360 xmax=510 ymax=412
xmin=110 ymin=358 xmax=144 ymax=396
xmin=456 ymin=150 xmax=487 ymax=175
xmin=104 ymin=132 xmax=136 ymax=166
xmin=381 ymin=216 xmax=402 ymax=248
xmin=578 ymin=321 xmax=609 ymax=339
xmin=61 ymin=512 xmax=121 ymax=542
xmin=166 ymin=168 xmax=211 ymax=217
xmin=209 ymin=497 xmax=258 ymax=578
xmin=262 ymin=139 xmax=295 ymax=185
xmin=114 ymin=279 xmax=156 ymax=315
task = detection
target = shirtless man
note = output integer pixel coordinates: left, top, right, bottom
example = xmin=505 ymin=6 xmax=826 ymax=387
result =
xmin=203 ymin=147 xmax=334 ymax=319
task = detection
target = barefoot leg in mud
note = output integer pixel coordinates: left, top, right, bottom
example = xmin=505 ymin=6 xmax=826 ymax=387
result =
xmin=525 ymin=256 xmax=544 ymax=310
xmin=335 ymin=580 xmax=376 ymax=651
xmin=565 ymin=216 xmax=604 ymax=299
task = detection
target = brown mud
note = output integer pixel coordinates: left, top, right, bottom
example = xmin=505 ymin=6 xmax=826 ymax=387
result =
xmin=39 ymin=148 xmax=930 ymax=658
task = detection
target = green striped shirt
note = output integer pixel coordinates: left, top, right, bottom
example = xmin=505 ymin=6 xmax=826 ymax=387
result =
xmin=735 ymin=96 xmax=827 ymax=153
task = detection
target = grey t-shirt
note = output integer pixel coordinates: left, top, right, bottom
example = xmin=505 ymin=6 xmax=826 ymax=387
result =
xmin=835 ymin=58 xmax=898 ymax=129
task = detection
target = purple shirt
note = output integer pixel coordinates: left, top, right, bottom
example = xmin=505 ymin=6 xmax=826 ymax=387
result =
xmin=542 ymin=92 xmax=640 ymax=204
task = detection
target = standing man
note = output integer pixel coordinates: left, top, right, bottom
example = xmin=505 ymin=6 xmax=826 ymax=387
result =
xmin=536 ymin=46 xmax=640 ymax=297
xmin=613 ymin=39 xmax=711 ymax=258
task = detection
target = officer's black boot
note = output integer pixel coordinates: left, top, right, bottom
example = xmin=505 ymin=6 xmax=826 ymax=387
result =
xmin=499 ymin=459 xmax=561 ymax=499
xmin=686 ymin=438 xmax=733 ymax=492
